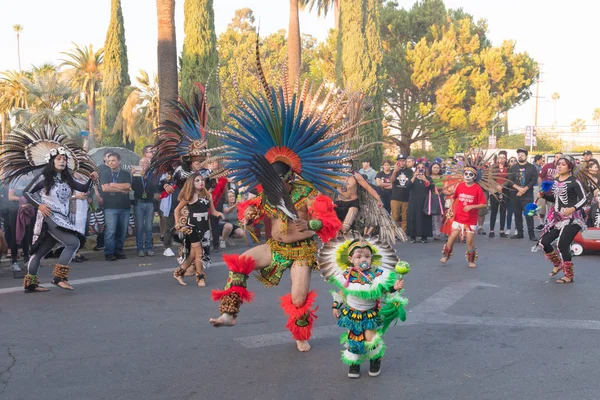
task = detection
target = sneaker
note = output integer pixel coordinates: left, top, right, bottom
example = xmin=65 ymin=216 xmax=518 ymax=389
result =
xmin=226 ymin=238 xmax=235 ymax=247
xmin=73 ymin=255 xmax=83 ymax=263
xmin=535 ymin=224 xmax=544 ymax=230
xmin=499 ymin=232 xmax=507 ymax=238
xmin=105 ymin=255 xmax=117 ymax=261
xmin=115 ymin=253 xmax=127 ymax=260
xmin=348 ymin=364 xmax=360 ymax=379
xmin=511 ymin=233 xmax=524 ymax=239
xmin=137 ymin=251 xmax=146 ymax=257
xmin=11 ymin=262 xmax=21 ymax=272
xmin=163 ymin=248 xmax=175 ymax=257
xmin=146 ymin=250 xmax=154 ymax=257
xmin=93 ymin=245 xmax=104 ymax=251
xmin=489 ymin=232 xmax=495 ymax=238
xmin=159 ymin=235 xmax=164 ymax=242
xmin=529 ymin=234 xmax=538 ymax=242
xmin=219 ymin=240 xmax=226 ymax=249
xmin=420 ymin=238 xmax=428 ymax=243
xmin=369 ymin=358 xmax=382 ymax=377
xmin=477 ymin=227 xmax=486 ymax=235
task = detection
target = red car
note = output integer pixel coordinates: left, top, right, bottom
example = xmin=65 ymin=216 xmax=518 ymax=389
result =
xmin=571 ymin=228 xmax=600 ymax=256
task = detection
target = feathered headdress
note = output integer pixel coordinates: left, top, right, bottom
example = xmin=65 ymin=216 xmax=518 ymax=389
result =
xmin=215 ymin=35 xmax=371 ymax=196
xmin=151 ymin=82 xmax=226 ymax=178
xmin=445 ymin=149 xmax=508 ymax=197
xmin=0 ymin=125 xmax=96 ymax=183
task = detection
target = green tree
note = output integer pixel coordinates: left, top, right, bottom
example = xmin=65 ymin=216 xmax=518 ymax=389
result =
xmin=180 ymin=0 xmax=221 ymax=132
xmin=113 ymin=70 xmax=160 ymax=153
xmin=380 ymin=0 xmax=537 ymax=156
xmin=100 ymin=0 xmax=130 ymax=145
xmin=157 ymin=0 xmax=178 ymax=124
xmin=571 ymin=118 xmax=586 ymax=133
xmin=337 ymin=0 xmax=385 ymax=166
xmin=60 ymin=43 xmax=104 ymax=148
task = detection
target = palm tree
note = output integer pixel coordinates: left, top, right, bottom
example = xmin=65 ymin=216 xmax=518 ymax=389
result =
xmin=113 ymin=70 xmax=160 ymax=151
xmin=551 ymin=92 xmax=560 ymax=127
xmin=570 ymin=118 xmax=586 ymax=134
xmin=303 ymin=0 xmax=340 ymax=29
xmin=13 ymin=24 xmax=23 ymax=72
xmin=60 ymin=43 xmax=104 ymax=148
xmin=156 ymin=0 xmax=178 ymax=123
xmin=0 ymin=70 xmax=28 ymax=129
xmin=13 ymin=66 xmax=86 ymax=135
xmin=288 ymin=0 xmax=302 ymax=86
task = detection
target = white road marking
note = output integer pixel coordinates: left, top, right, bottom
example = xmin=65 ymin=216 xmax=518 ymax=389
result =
xmin=234 ymin=280 xmax=600 ymax=349
xmin=0 ymin=262 xmax=225 ymax=295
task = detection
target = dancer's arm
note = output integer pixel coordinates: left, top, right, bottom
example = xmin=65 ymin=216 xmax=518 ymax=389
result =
xmin=209 ymin=198 xmax=224 ymax=219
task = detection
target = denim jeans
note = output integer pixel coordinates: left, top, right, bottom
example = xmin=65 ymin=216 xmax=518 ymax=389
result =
xmin=104 ymin=208 xmax=130 ymax=256
xmin=135 ymin=202 xmax=154 ymax=252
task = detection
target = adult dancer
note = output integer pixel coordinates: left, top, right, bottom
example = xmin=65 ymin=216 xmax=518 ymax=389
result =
xmin=0 ymin=125 xmax=97 ymax=292
xmin=538 ymin=155 xmax=591 ymax=283
xmin=208 ymin=40 xmax=366 ymax=352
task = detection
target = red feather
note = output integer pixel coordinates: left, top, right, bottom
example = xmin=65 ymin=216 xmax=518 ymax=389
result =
xmin=280 ymin=290 xmax=318 ymax=341
xmin=308 ymin=195 xmax=342 ymax=243
xmin=211 ymin=177 xmax=228 ymax=205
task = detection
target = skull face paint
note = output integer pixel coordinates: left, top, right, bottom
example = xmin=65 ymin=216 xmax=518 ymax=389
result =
xmin=463 ymin=170 xmax=476 ymax=183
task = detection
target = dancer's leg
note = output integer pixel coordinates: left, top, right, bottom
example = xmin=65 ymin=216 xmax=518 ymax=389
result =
xmin=284 ymin=262 xmax=315 ymax=352
xmin=441 ymin=229 xmax=460 ymax=264
xmin=465 ymin=232 xmax=477 ymax=268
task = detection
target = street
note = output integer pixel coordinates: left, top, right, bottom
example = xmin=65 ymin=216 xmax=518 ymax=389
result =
xmin=1 ymin=235 xmax=600 ymax=400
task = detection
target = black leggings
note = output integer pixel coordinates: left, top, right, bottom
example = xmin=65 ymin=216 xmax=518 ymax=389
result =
xmin=27 ymin=219 xmax=80 ymax=276
xmin=489 ymin=195 xmax=507 ymax=231
xmin=540 ymin=224 xmax=581 ymax=262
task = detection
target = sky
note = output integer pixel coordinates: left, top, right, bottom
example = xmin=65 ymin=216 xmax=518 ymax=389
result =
xmin=0 ymin=0 xmax=598 ymax=134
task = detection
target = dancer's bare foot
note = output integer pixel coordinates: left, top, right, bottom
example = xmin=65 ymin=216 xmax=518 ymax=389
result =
xmin=468 ymin=262 xmax=477 ymax=268
xmin=57 ymin=281 xmax=73 ymax=290
xmin=197 ymin=278 xmax=206 ymax=287
xmin=440 ymin=256 xmax=448 ymax=264
xmin=296 ymin=340 xmax=311 ymax=352
xmin=173 ymin=275 xmax=187 ymax=286
xmin=209 ymin=313 xmax=236 ymax=327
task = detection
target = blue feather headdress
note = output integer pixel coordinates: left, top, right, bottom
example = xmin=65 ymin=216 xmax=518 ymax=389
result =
xmin=216 ymin=35 xmax=370 ymax=196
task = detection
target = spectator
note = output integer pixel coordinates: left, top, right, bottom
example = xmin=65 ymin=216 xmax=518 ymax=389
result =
xmin=375 ymin=160 xmax=393 ymax=213
xmin=94 ymin=150 xmax=113 ymax=251
xmin=8 ymin=175 xmax=35 ymax=272
xmin=506 ymin=157 xmax=518 ymax=235
xmin=159 ymin=168 xmax=177 ymax=257
xmin=488 ymin=150 xmax=509 ymax=238
xmin=100 ymin=153 xmax=132 ymax=261
xmin=583 ymin=150 xmax=593 ymax=166
xmin=585 ymin=159 xmax=600 ymax=227
xmin=132 ymin=158 xmax=158 ymax=257
xmin=390 ymin=154 xmax=413 ymax=231
xmin=429 ymin=162 xmax=444 ymax=240
xmin=507 ymin=148 xmax=538 ymax=241
xmin=219 ymin=190 xmax=245 ymax=248
xmin=407 ymin=156 xmax=416 ymax=171
xmin=407 ymin=162 xmax=434 ymax=243
xmin=142 ymin=145 xmax=155 ymax=162
xmin=358 ymin=159 xmax=377 ymax=186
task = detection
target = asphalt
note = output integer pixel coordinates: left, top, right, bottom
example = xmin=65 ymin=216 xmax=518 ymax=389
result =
xmin=1 ymin=229 xmax=600 ymax=400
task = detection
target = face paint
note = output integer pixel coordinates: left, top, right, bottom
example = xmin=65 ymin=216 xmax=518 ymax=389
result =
xmin=194 ymin=177 xmax=205 ymax=190
xmin=463 ymin=170 xmax=476 ymax=183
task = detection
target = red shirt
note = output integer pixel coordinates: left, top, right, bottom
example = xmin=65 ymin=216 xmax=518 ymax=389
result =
xmin=452 ymin=182 xmax=486 ymax=225
xmin=539 ymin=162 xmax=557 ymax=181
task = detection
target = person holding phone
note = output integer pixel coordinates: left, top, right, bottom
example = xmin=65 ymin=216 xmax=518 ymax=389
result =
xmin=407 ymin=162 xmax=434 ymax=243
xmin=390 ymin=154 xmax=413 ymax=231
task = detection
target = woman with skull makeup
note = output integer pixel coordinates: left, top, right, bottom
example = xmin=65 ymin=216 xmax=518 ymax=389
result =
xmin=172 ymin=173 xmax=223 ymax=287
xmin=538 ymin=155 xmax=590 ymax=283
xmin=0 ymin=125 xmax=98 ymax=292
xmin=440 ymin=165 xmax=487 ymax=268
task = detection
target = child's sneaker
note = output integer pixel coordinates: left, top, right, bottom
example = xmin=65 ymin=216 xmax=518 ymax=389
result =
xmin=348 ymin=364 xmax=360 ymax=378
xmin=369 ymin=358 xmax=381 ymax=377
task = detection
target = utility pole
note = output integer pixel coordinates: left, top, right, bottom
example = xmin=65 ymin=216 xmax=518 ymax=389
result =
xmin=532 ymin=64 xmax=543 ymax=153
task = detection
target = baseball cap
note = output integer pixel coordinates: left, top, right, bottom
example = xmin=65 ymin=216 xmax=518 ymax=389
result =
xmin=516 ymin=148 xmax=528 ymax=155
xmin=396 ymin=154 xmax=407 ymax=160
xmin=583 ymin=150 xmax=592 ymax=156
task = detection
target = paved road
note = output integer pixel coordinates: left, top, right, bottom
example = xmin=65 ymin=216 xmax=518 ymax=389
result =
xmin=1 ymin=234 xmax=600 ymax=400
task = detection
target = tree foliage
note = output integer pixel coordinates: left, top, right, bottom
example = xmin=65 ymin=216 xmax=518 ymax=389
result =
xmin=100 ymin=0 xmax=130 ymax=144
xmin=180 ymin=0 xmax=221 ymax=131
xmin=337 ymin=0 xmax=385 ymax=166
xmin=380 ymin=0 xmax=538 ymax=156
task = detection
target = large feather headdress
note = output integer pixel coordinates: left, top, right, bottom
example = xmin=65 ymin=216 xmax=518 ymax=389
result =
xmin=0 ymin=125 xmax=96 ymax=183
xmin=151 ymin=82 xmax=226 ymax=178
xmin=216 ymin=35 xmax=371 ymax=196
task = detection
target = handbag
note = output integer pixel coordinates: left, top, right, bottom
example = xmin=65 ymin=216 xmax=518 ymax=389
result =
xmin=424 ymin=187 xmax=443 ymax=216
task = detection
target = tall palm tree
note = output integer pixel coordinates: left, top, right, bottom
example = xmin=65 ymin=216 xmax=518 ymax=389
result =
xmin=13 ymin=24 xmax=23 ymax=72
xmin=60 ymin=43 xmax=104 ymax=148
xmin=156 ymin=0 xmax=178 ymax=123
xmin=0 ymin=70 xmax=28 ymax=128
xmin=288 ymin=0 xmax=302 ymax=86
xmin=551 ymin=92 xmax=560 ymax=127
xmin=303 ymin=0 xmax=340 ymax=29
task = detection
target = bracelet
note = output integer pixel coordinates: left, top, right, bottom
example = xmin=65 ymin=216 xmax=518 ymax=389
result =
xmin=308 ymin=219 xmax=323 ymax=231
xmin=332 ymin=301 xmax=342 ymax=309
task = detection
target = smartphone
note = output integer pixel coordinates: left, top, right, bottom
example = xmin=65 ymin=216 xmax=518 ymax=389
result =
xmin=132 ymin=166 xmax=143 ymax=177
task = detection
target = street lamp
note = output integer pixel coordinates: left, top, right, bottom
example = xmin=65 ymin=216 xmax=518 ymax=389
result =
xmin=490 ymin=120 xmax=502 ymax=149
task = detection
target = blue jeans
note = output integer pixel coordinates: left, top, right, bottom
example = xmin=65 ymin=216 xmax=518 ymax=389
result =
xmin=135 ymin=202 xmax=154 ymax=252
xmin=104 ymin=208 xmax=130 ymax=256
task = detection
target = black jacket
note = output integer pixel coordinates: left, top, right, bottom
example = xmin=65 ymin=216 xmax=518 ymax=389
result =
xmin=507 ymin=162 xmax=538 ymax=196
